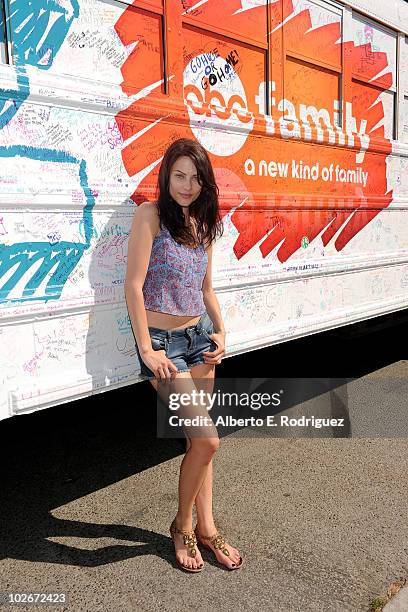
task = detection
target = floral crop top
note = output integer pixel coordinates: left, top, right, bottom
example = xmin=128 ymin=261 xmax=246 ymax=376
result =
xmin=142 ymin=226 xmax=208 ymax=316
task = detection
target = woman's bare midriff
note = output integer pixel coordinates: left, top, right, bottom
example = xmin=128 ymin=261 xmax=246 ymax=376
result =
xmin=145 ymin=310 xmax=201 ymax=331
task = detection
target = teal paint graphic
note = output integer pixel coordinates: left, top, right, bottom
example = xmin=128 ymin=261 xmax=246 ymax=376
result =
xmin=0 ymin=0 xmax=96 ymax=303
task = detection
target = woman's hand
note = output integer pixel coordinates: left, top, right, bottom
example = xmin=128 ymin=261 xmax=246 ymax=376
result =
xmin=203 ymin=331 xmax=226 ymax=365
xmin=142 ymin=348 xmax=178 ymax=381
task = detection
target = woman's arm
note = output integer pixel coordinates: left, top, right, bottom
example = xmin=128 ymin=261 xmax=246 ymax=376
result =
xmin=124 ymin=202 xmax=157 ymax=355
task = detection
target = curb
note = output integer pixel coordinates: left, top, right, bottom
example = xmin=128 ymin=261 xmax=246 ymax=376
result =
xmin=383 ymin=584 xmax=408 ymax=611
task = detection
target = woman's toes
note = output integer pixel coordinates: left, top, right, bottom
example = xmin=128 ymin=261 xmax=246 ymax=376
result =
xmin=221 ymin=544 xmax=241 ymax=568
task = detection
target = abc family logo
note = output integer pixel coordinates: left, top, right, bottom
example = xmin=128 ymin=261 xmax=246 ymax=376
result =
xmin=183 ymin=52 xmax=253 ymax=156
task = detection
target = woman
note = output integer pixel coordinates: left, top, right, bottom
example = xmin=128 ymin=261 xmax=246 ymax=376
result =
xmin=124 ymin=138 xmax=243 ymax=573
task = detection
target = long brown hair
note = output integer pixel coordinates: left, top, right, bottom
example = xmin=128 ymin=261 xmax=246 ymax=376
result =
xmin=155 ymin=138 xmax=224 ymax=248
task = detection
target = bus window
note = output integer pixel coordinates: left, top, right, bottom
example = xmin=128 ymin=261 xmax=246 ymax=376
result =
xmin=114 ymin=4 xmax=165 ymax=96
xmin=138 ymin=0 xmax=163 ymax=10
xmin=284 ymin=58 xmax=341 ymax=132
xmin=351 ymin=13 xmax=397 ymax=89
xmin=351 ymin=12 xmax=397 ymax=140
xmin=182 ymin=25 xmax=267 ymax=153
xmin=401 ymin=37 xmax=408 ymax=144
xmin=402 ymin=94 xmax=408 ymax=144
xmin=178 ymin=0 xmax=268 ymax=49
xmin=286 ymin=0 xmax=343 ymax=67
xmin=3 ymin=1 xmax=166 ymax=94
xmin=0 ymin=0 xmax=10 ymax=65
xmin=281 ymin=0 xmax=343 ymax=131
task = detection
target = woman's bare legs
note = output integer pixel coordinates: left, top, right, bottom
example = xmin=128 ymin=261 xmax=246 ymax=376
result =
xmin=184 ymin=437 xmax=242 ymax=568
xmin=188 ymin=363 xmax=242 ymax=569
xmin=185 ymin=364 xmax=216 ymax=534
xmin=150 ymin=365 xmax=241 ymax=570
xmin=150 ymin=372 xmax=218 ymax=570
xmin=185 ymin=436 xmax=214 ymax=531
xmin=176 ymin=435 xmax=219 ymax=570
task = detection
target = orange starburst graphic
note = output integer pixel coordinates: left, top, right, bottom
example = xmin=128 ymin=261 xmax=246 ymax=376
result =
xmin=114 ymin=0 xmax=393 ymax=262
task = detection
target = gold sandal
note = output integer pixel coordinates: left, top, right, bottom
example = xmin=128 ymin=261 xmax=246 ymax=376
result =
xmin=169 ymin=518 xmax=203 ymax=573
xmin=194 ymin=525 xmax=243 ymax=570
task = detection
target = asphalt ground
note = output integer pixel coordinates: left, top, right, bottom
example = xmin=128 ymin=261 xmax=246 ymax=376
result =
xmin=1 ymin=310 xmax=408 ymax=611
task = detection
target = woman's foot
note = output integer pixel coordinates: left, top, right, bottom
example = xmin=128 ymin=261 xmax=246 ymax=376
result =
xmin=194 ymin=523 xmax=243 ymax=570
xmin=170 ymin=518 xmax=204 ymax=572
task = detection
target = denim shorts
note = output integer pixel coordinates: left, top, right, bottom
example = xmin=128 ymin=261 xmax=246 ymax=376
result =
xmin=136 ymin=311 xmax=217 ymax=380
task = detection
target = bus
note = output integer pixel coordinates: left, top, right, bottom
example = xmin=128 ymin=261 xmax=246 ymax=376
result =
xmin=1 ymin=0 xmax=407 ymax=421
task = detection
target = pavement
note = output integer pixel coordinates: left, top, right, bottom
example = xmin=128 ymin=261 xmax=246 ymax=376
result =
xmin=50 ymin=436 xmax=407 ymax=612
xmin=1 ymin=362 xmax=408 ymax=611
